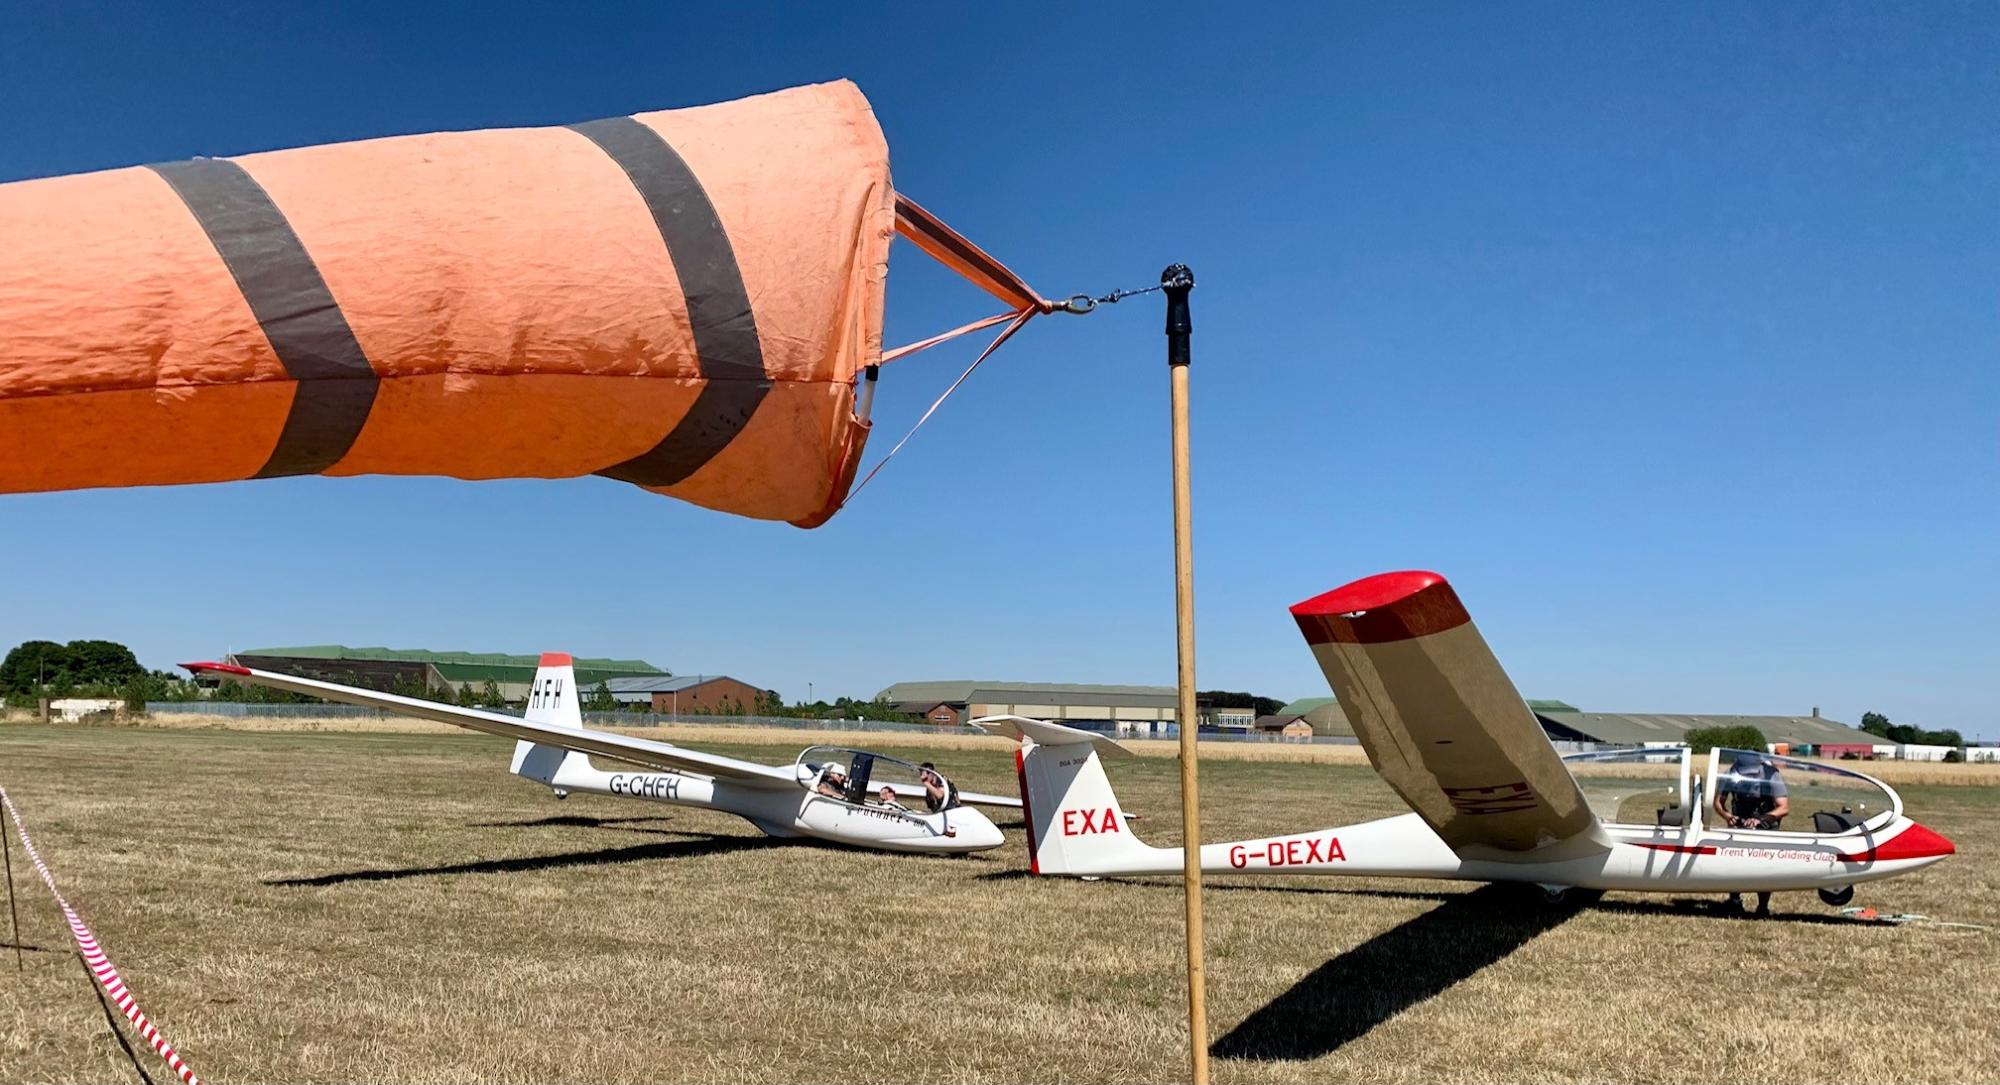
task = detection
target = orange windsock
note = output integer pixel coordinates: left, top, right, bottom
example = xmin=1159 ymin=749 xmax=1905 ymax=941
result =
xmin=0 ymin=80 xmax=914 ymax=526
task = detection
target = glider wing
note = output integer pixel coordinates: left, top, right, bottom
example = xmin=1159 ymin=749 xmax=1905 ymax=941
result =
xmin=182 ymin=661 xmax=797 ymax=788
xmin=1291 ymin=572 xmax=1609 ymax=861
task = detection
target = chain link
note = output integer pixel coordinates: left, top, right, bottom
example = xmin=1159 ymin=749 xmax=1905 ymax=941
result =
xmin=1056 ymin=279 xmax=1176 ymax=315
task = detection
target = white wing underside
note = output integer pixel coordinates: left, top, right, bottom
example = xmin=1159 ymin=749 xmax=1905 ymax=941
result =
xmin=194 ymin=663 xmax=1020 ymax=807
xmin=1294 ymin=573 xmax=1612 ymax=863
xmin=203 ymin=665 xmax=799 ymax=787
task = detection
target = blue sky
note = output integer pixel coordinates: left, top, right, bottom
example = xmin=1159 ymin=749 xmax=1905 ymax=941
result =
xmin=2 ymin=4 xmax=1994 ymax=736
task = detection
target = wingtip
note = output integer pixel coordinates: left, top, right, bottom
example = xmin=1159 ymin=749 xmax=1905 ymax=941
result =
xmin=1289 ymin=570 xmax=1448 ymax=617
xmin=1291 ymin=570 xmax=1469 ymax=645
xmin=182 ymin=660 xmax=250 ymax=675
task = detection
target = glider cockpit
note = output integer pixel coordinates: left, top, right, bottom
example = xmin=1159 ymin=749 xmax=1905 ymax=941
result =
xmin=1562 ymin=746 xmax=1901 ymax=837
xmin=796 ymin=746 xmax=960 ymax=814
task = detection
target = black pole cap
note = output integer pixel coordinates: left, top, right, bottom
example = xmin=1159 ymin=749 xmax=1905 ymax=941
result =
xmin=1162 ymin=264 xmax=1194 ymax=366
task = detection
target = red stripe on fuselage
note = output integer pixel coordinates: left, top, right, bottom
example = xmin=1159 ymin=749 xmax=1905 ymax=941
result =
xmin=1291 ymin=571 xmax=1470 ymax=646
xmin=1632 ymin=842 xmax=1718 ymax=855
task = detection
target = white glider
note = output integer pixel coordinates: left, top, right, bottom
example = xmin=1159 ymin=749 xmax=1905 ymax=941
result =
xmin=981 ymin=571 xmax=1955 ymax=905
xmin=184 ymin=655 xmax=1014 ymax=854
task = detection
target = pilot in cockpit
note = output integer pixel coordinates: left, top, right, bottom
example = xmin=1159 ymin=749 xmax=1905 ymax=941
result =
xmin=816 ymin=764 xmax=848 ymax=799
xmin=1714 ymin=752 xmax=1790 ymax=917
xmin=919 ymin=762 xmax=948 ymax=812
xmin=875 ymin=785 xmax=906 ymax=812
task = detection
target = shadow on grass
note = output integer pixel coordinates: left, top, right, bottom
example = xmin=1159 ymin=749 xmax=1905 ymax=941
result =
xmin=82 ymin=953 xmax=157 ymax=1085
xmin=1592 ymin=896 xmax=1859 ymax=927
xmin=468 ymin=814 xmax=678 ymax=830
xmin=977 ymin=869 xmax=1456 ymax=904
xmin=267 ymin=833 xmax=777 ymax=887
xmin=1212 ymin=884 xmax=1585 ymax=1062
xmin=1212 ymin=885 xmax=1860 ymax=1062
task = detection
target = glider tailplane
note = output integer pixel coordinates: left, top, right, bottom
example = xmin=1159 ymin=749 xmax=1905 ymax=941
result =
xmin=511 ymin=652 xmax=588 ymax=784
xmin=982 ymin=716 xmax=1159 ymax=877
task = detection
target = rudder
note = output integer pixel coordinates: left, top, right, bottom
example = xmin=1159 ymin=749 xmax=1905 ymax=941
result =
xmin=510 ymin=652 xmax=588 ymax=785
xmin=979 ymin=715 xmax=1165 ymax=877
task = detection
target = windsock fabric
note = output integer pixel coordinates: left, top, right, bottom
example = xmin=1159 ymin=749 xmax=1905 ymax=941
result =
xmin=0 ymin=80 xmax=895 ymax=525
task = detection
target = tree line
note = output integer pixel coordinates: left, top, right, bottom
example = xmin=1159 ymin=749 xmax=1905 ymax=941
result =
xmin=1859 ymin=711 xmax=1962 ymax=750
xmin=0 ymin=639 xmax=206 ymax=710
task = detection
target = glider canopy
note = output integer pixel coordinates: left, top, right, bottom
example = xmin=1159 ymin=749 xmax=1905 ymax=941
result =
xmin=0 ymin=80 xmax=1041 ymax=525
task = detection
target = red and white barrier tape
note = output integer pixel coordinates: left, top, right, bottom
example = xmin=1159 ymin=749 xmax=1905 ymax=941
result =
xmin=1 ymin=785 xmax=204 ymax=1085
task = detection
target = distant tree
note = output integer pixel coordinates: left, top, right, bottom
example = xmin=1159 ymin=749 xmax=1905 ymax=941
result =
xmin=587 ymin=682 xmax=618 ymax=712
xmin=756 ymin=689 xmax=783 ymax=716
xmin=477 ymin=679 xmax=506 ymax=708
xmin=121 ymin=673 xmax=151 ymax=714
xmin=1857 ymin=711 xmax=1961 ymax=748
xmin=0 ymin=641 xmax=68 ymax=692
xmin=63 ymin=640 xmax=143 ymax=687
xmin=1684 ymin=724 xmax=1769 ymax=754
xmin=457 ymin=682 xmax=477 ymax=707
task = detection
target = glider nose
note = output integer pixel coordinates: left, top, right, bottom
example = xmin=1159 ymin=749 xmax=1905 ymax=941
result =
xmin=1893 ymin=822 xmax=1956 ymax=860
xmin=952 ymin=808 xmax=1006 ymax=852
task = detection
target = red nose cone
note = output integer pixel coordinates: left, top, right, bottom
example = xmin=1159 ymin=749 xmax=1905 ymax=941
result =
xmin=1854 ymin=821 xmax=1956 ymax=864
xmin=1878 ymin=822 xmax=1956 ymax=861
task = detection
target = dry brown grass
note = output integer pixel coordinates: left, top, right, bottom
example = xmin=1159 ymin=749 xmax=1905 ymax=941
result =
xmin=0 ymin=722 xmax=1994 ymax=1084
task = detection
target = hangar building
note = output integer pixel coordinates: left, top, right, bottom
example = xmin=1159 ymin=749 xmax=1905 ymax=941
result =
xmin=1266 ymin=697 xmax=1349 ymax=737
xmin=880 ymin=681 xmax=1181 ymax=728
xmin=227 ymin=646 xmax=668 ymax=704
xmin=603 ymin=675 xmax=772 ymax=715
xmin=1533 ymin=710 xmax=1869 ymax=750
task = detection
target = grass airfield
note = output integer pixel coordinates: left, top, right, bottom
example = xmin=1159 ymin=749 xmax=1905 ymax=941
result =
xmin=1 ymin=722 xmax=1995 ymax=1084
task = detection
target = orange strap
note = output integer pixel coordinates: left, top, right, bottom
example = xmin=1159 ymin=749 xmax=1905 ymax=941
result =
xmin=846 ymin=307 xmax=1036 ymax=506
xmin=894 ymin=194 xmax=1052 ymax=314
xmin=847 ymin=193 xmax=1054 ymax=509
xmin=880 ymin=309 xmax=1024 ymax=365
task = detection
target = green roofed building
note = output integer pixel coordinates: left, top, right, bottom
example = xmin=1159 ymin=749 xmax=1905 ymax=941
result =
xmin=1270 ymin=696 xmax=1349 ymax=737
xmin=226 ymin=646 xmax=667 ymax=704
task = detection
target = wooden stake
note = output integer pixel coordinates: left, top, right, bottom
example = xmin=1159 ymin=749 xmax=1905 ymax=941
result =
xmin=3 ymin=808 xmax=21 ymax=972
xmin=1162 ymin=264 xmax=1207 ymax=1085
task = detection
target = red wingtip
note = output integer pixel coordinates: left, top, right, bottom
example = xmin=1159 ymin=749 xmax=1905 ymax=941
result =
xmin=182 ymin=660 xmax=250 ymax=675
xmin=1290 ymin=570 xmax=1470 ymax=646
xmin=538 ymin=652 xmax=573 ymax=667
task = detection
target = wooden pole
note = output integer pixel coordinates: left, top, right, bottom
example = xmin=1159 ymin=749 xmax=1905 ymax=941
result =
xmin=1162 ymin=264 xmax=1207 ymax=1085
